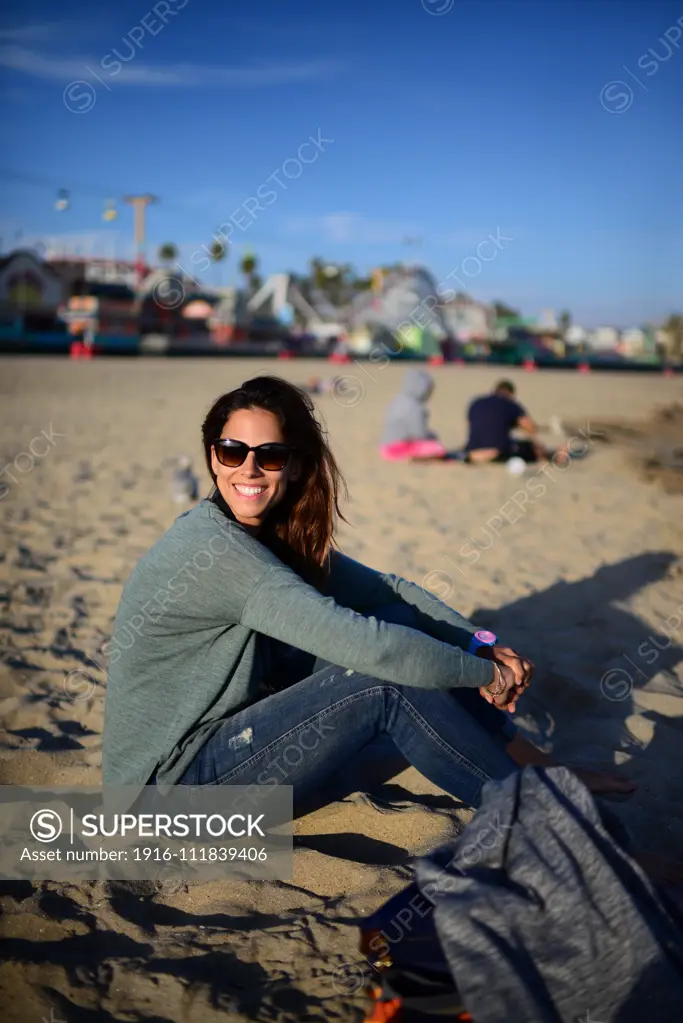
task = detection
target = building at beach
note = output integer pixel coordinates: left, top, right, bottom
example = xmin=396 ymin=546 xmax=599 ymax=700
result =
xmin=0 ymin=249 xmax=67 ymax=343
xmin=48 ymin=257 xmax=148 ymax=293
xmin=0 ymin=249 xmax=63 ymax=315
xmin=565 ymin=324 xmax=588 ymax=348
xmin=441 ymin=294 xmax=494 ymax=342
xmin=586 ymin=326 xmax=620 ymax=351
xmin=617 ymin=328 xmax=655 ymax=358
xmin=136 ymin=268 xmax=221 ymax=346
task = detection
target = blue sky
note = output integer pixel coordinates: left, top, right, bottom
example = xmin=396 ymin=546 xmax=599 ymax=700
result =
xmin=0 ymin=0 xmax=681 ymax=326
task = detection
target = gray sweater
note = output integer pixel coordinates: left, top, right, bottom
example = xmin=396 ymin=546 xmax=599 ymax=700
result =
xmin=102 ymin=499 xmax=494 ymax=785
xmin=381 ymin=369 xmax=435 ymax=445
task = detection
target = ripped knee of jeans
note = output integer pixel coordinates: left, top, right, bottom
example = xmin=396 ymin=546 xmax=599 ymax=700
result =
xmin=227 ymin=726 xmax=253 ymax=751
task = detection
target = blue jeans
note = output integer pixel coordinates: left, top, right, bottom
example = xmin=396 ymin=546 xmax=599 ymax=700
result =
xmin=178 ymin=605 xmax=517 ymax=809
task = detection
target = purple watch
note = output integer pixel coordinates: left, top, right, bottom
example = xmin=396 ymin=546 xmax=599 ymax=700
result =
xmin=467 ymin=630 xmax=497 ymax=654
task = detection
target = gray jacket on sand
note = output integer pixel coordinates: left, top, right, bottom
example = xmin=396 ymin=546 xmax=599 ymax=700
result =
xmin=381 ymin=369 xmax=435 ymax=445
xmin=102 ymin=499 xmax=493 ymax=786
xmin=416 ymin=766 xmax=683 ymax=1022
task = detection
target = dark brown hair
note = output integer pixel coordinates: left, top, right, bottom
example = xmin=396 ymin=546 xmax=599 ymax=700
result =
xmin=202 ymin=376 xmax=347 ymax=590
xmin=494 ymin=379 xmax=516 ymax=396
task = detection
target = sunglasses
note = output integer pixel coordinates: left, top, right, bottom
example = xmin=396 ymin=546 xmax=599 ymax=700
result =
xmin=212 ymin=438 xmax=293 ymax=471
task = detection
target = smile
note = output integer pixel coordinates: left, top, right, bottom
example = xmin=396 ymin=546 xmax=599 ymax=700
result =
xmin=234 ymin=485 xmax=267 ymax=497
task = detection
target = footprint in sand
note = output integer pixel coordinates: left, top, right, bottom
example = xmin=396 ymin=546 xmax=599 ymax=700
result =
xmin=27 ymin=585 xmax=53 ymax=607
xmin=73 ymin=461 xmax=94 ymax=484
xmin=15 ymin=545 xmax=56 ymax=573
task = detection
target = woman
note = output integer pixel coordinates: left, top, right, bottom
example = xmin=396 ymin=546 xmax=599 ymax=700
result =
xmin=379 ymin=369 xmax=448 ymax=461
xmin=102 ymin=376 xmax=633 ymax=808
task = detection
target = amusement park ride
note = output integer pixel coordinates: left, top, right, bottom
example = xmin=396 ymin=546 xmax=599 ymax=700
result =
xmin=48 ymin=187 xmax=161 ymax=354
xmin=53 ymin=187 xmax=156 ymax=286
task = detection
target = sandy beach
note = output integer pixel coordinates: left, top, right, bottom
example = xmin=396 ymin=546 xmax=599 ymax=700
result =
xmin=1 ymin=357 xmax=682 ymax=1022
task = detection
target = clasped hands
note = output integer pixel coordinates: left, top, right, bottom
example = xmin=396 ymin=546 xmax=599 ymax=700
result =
xmin=476 ymin=645 xmax=533 ymax=713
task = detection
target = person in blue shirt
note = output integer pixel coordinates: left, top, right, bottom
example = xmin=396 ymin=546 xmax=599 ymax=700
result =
xmin=465 ymin=380 xmax=560 ymax=464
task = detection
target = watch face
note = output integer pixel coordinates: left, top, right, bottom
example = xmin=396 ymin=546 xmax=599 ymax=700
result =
xmin=474 ymin=630 xmax=497 ymax=645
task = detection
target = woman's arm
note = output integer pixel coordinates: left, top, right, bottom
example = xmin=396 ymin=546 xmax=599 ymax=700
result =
xmin=326 ymin=552 xmax=481 ymax=652
xmin=239 ymin=561 xmax=494 ymax=691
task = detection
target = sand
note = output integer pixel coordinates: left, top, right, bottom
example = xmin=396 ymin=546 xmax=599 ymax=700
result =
xmin=1 ymin=357 xmax=682 ymax=1021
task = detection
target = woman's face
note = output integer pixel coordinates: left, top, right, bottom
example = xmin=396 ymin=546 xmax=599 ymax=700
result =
xmin=211 ymin=407 xmax=299 ymax=530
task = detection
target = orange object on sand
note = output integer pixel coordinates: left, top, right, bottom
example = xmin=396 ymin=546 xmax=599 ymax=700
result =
xmin=362 ymin=986 xmax=473 ymax=1022
xmin=363 ymin=987 xmax=402 ymax=1022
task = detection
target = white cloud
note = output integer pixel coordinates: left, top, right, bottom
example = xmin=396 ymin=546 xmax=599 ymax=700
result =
xmin=0 ymin=23 xmax=62 ymax=43
xmin=281 ymin=212 xmax=421 ymax=245
xmin=0 ymin=45 xmax=342 ymax=87
xmin=438 ymin=228 xmax=519 ymax=248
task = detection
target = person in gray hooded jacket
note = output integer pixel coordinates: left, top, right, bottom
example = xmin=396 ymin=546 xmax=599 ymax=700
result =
xmin=380 ymin=369 xmax=448 ymax=461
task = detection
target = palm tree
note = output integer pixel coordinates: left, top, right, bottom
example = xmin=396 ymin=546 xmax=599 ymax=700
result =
xmin=662 ymin=313 xmax=683 ymax=360
xmin=558 ymin=309 xmax=572 ymax=336
xmin=157 ymin=243 xmax=178 ymax=267
xmin=239 ymin=252 xmax=259 ymax=295
xmin=306 ymin=258 xmax=369 ymax=305
xmin=336 ymin=263 xmax=355 ymax=306
xmin=309 ymin=257 xmax=327 ymax=291
xmin=209 ymin=239 xmax=228 ymax=288
xmin=492 ymin=301 xmax=520 ymax=321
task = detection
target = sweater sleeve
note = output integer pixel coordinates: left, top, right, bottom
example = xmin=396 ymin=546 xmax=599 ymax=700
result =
xmin=239 ymin=561 xmax=493 ymax=690
xmin=327 ymin=552 xmax=482 ymax=651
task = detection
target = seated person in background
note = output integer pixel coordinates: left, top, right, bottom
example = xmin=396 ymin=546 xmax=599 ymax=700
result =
xmin=380 ymin=369 xmax=448 ymax=461
xmin=302 ymin=375 xmax=337 ymax=395
xmin=465 ymin=379 xmax=565 ymax=464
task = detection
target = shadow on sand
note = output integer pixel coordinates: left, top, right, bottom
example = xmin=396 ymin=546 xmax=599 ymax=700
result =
xmin=297 ymin=550 xmax=683 ymax=850
xmin=3 ymin=553 xmax=682 ymax=1021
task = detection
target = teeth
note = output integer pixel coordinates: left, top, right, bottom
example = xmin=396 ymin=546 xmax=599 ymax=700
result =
xmin=235 ymin=485 xmax=266 ymax=496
